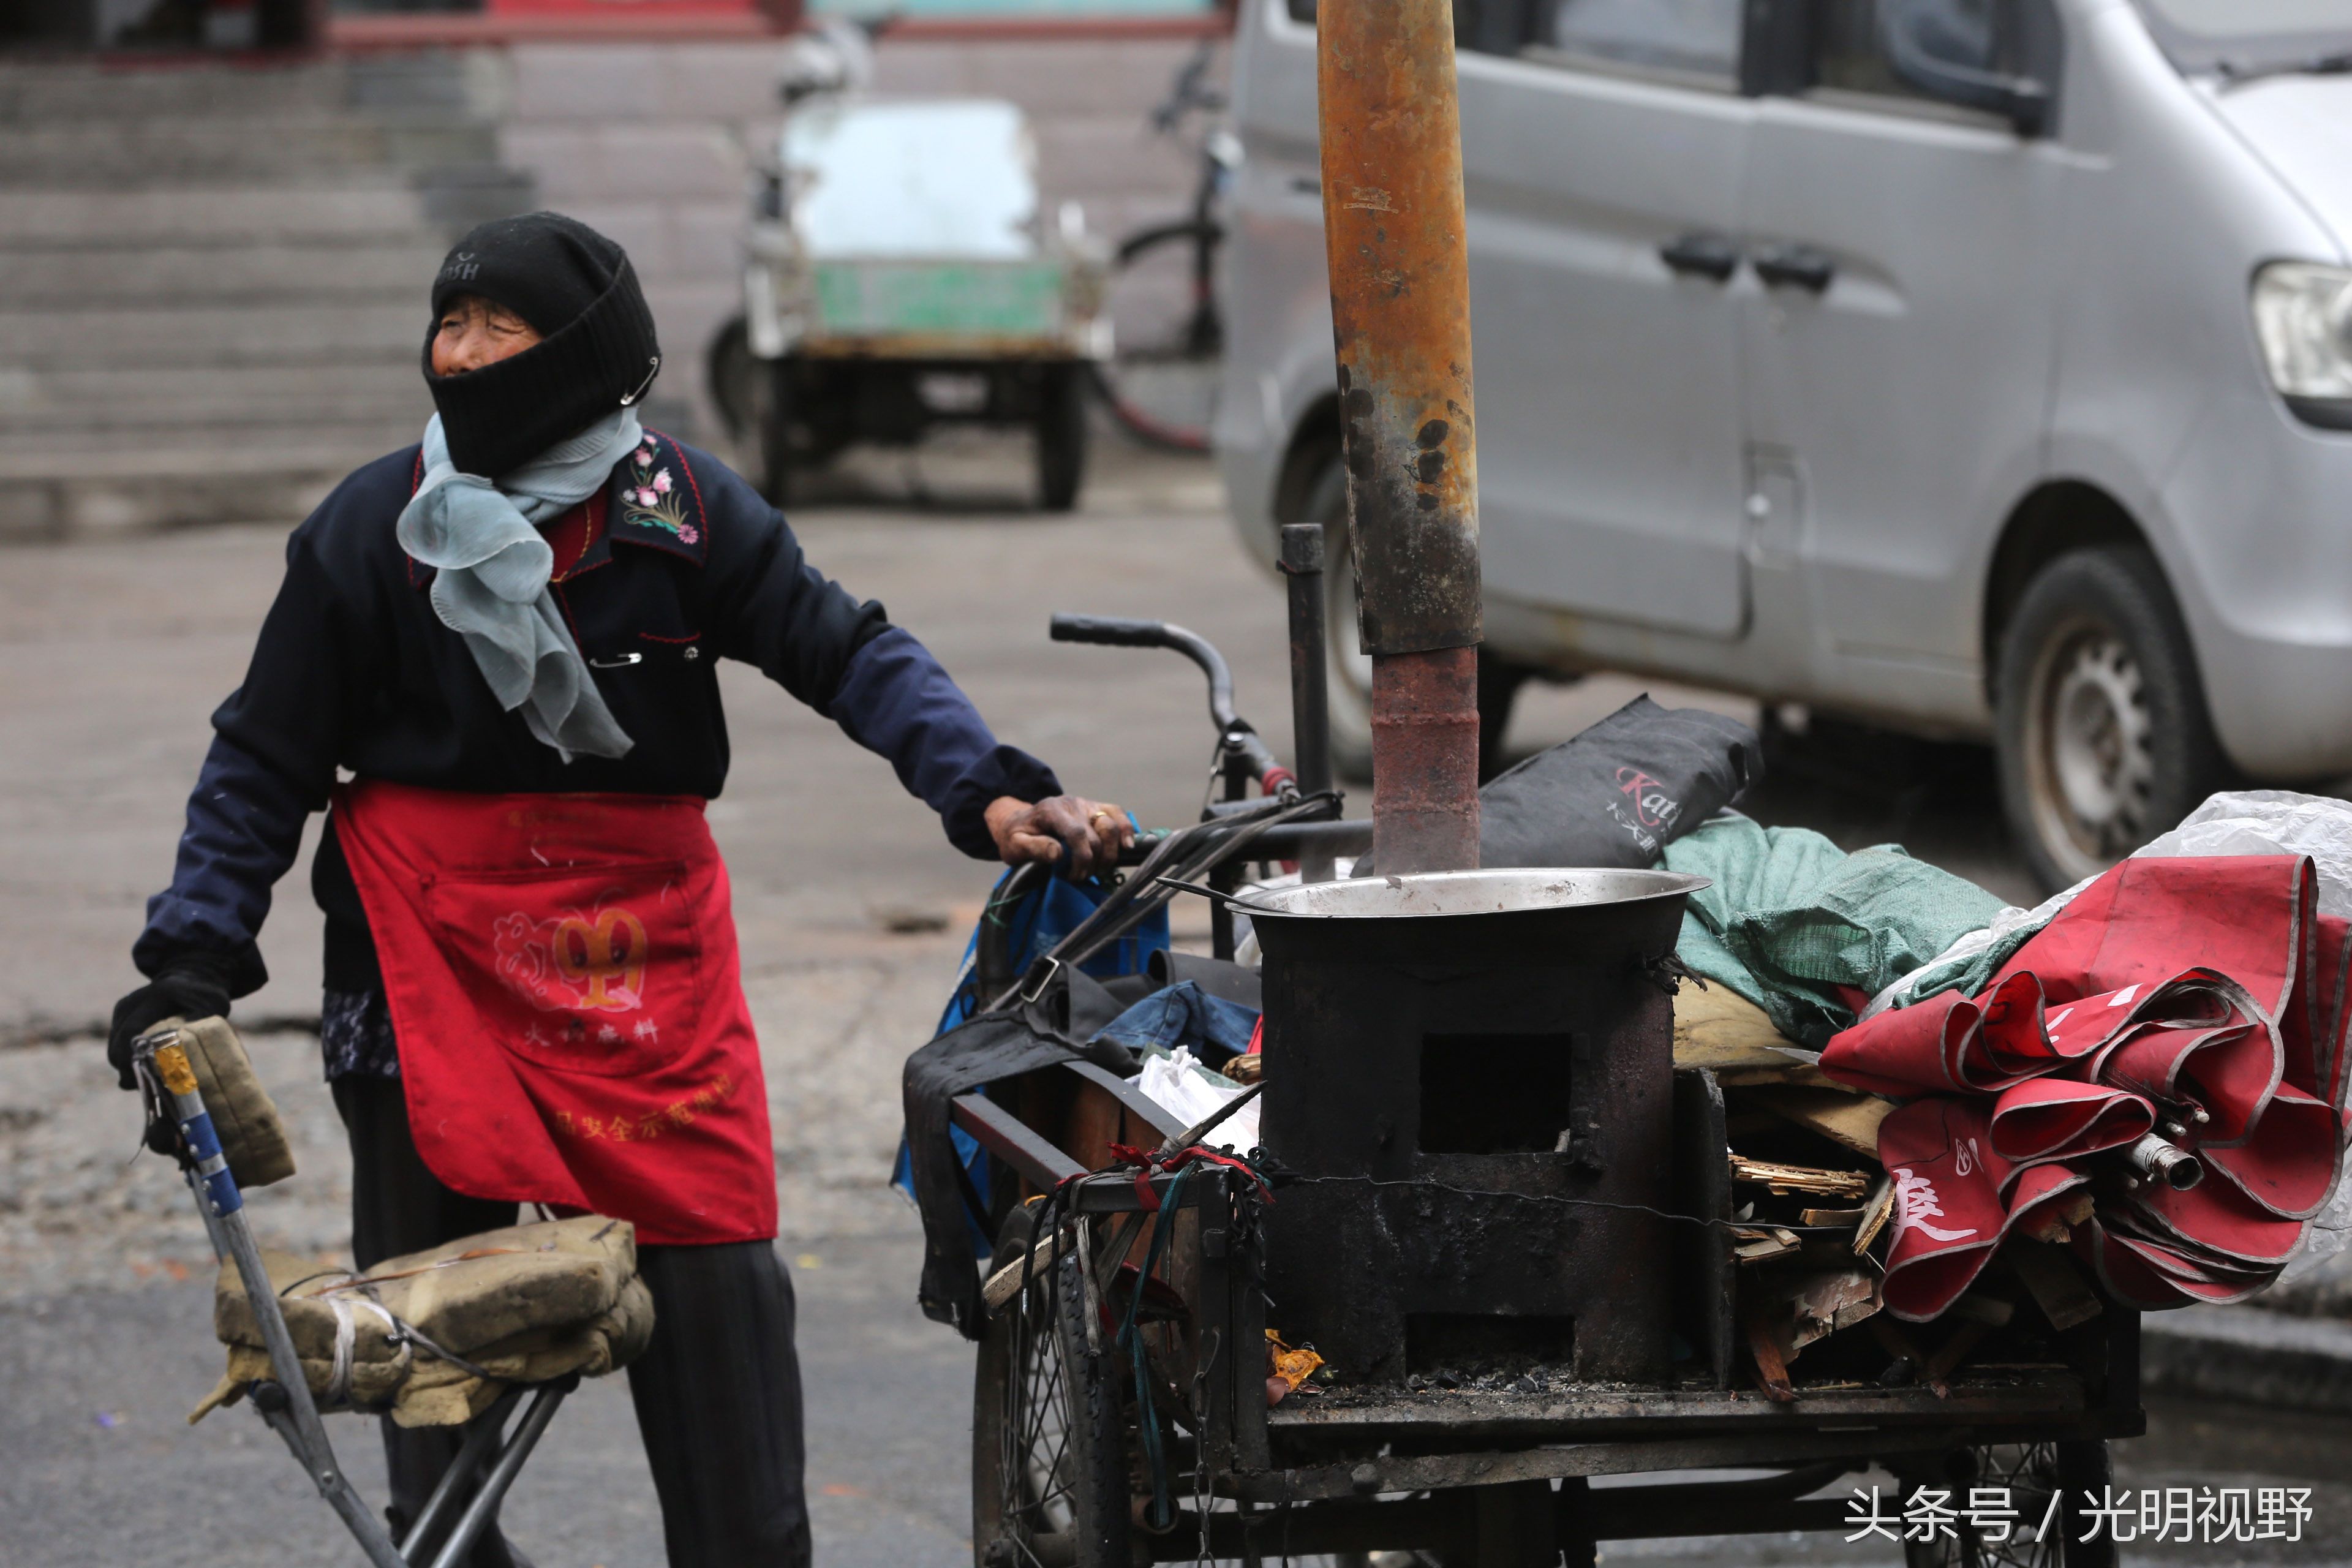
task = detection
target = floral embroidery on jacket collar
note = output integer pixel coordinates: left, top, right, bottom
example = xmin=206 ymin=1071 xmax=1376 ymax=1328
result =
xmin=619 ymin=441 xmax=699 ymax=546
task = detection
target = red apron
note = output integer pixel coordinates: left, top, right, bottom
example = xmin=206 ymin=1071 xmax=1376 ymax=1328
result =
xmin=333 ymin=779 xmax=777 ymax=1246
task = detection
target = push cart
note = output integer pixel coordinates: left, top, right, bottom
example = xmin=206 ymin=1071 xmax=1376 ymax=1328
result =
xmin=727 ymin=63 xmax=1107 ymax=512
xmin=914 ymin=526 xmax=2144 ymax=1568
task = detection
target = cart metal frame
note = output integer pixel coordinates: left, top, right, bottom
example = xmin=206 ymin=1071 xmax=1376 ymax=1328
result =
xmin=136 ymin=1031 xmax=575 ymax=1568
xmin=959 ymin=1058 xmax=2143 ymax=1566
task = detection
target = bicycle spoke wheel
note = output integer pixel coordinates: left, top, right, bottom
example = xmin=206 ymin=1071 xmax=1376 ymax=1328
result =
xmin=1095 ymin=218 xmax=1222 ymax=451
xmin=973 ymin=1221 xmax=1132 ymax=1568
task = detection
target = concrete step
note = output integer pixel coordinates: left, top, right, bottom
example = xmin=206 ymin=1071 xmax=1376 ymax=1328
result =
xmin=0 ymin=238 xmax=448 ymax=308
xmin=0 ymin=119 xmax=502 ymax=189
xmin=0 ymin=61 xmax=348 ymax=121
xmin=0 ymin=362 xmax=429 ymax=433
xmin=0 ymin=303 xmax=422 ymax=369
xmin=0 ymin=184 xmax=429 ymax=247
xmin=0 ymin=53 xmax=503 ymax=123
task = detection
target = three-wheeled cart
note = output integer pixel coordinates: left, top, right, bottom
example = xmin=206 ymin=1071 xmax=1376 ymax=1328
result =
xmin=914 ymin=529 xmax=2144 ymax=1568
xmin=732 ymin=91 xmax=1107 ymax=511
xmin=954 ymin=1042 xmax=2141 ymax=1568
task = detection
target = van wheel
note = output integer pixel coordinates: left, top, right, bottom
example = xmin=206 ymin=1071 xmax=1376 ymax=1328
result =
xmin=1995 ymin=546 xmax=2226 ymax=892
xmin=1300 ymin=459 xmax=1524 ymax=788
xmin=1301 ymin=460 xmax=1376 ymax=782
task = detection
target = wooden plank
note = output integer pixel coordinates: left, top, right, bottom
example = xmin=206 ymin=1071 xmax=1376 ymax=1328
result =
xmin=950 ymin=1093 xmax=1085 ymax=1189
xmin=1673 ymin=986 xmax=1850 ymax=1090
xmin=1745 ymin=1085 xmax=1898 ymax=1159
xmin=1058 ymin=1058 xmax=1188 ymax=1140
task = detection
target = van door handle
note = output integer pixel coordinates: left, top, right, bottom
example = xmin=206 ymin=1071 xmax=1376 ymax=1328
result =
xmin=1659 ymin=232 xmax=1741 ymax=283
xmin=1752 ymin=244 xmax=1836 ymax=294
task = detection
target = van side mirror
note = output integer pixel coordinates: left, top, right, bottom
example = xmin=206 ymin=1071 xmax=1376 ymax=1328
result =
xmin=1880 ymin=0 xmax=2054 ymax=137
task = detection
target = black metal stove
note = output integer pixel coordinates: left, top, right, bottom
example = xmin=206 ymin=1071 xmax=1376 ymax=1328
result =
xmin=1250 ymin=869 xmax=1705 ymax=1387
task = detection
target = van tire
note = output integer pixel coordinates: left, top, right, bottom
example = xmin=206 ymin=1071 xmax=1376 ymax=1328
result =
xmin=1994 ymin=546 xmax=2227 ymax=892
xmin=1298 ymin=458 xmax=1525 ymax=788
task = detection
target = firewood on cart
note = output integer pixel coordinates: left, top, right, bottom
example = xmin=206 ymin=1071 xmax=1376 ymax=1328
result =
xmin=1766 ymin=1266 xmax=1881 ymax=1359
xmin=1728 ymin=1153 xmax=1873 ymax=1200
xmin=2016 ymin=1188 xmax=2095 ymax=1245
xmin=2008 ymin=1237 xmax=2105 ymax=1330
xmin=1744 ymin=1302 xmax=1798 ymax=1403
xmin=1852 ymin=1176 xmax=1895 ymax=1256
xmin=1730 ymin=1226 xmax=1803 ymax=1265
xmin=981 ymin=1229 xmax=1069 ymax=1312
xmin=1922 ymin=1294 xmax=2015 ymax=1395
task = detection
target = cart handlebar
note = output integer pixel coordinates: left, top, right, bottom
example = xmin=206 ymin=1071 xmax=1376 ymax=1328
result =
xmin=1048 ymin=613 xmax=1289 ymax=793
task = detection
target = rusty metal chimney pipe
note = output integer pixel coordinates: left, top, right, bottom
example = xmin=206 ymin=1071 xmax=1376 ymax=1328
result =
xmin=1317 ymin=0 xmax=1483 ymax=875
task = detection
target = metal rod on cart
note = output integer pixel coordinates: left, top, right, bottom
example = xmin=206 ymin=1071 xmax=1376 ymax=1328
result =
xmin=427 ymin=1382 xmax=571 ymax=1568
xmin=398 ymin=1387 xmax=525 ymax=1560
xmin=138 ymin=1034 xmax=407 ymax=1568
xmin=1281 ymin=522 xmax=1338 ymax=883
xmin=1317 ymin=0 xmax=1484 ymax=874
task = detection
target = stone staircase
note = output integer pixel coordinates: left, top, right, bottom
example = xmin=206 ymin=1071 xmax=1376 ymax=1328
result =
xmin=0 ymin=53 xmax=532 ymax=537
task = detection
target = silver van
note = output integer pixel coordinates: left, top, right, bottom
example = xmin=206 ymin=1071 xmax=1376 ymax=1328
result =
xmin=1216 ymin=0 xmax=2352 ymax=889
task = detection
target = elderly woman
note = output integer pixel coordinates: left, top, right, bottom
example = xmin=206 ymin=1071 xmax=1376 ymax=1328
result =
xmin=109 ymin=212 xmax=1129 ymax=1566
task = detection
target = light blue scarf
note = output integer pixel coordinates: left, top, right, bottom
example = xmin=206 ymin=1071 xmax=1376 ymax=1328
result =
xmin=396 ymin=410 xmax=643 ymax=763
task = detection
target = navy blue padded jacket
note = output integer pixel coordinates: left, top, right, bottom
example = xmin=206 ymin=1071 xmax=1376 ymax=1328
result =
xmin=134 ymin=431 xmax=1058 ymax=995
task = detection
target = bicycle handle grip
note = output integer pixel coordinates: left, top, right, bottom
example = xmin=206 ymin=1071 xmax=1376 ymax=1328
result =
xmin=1049 ymin=613 xmax=1176 ymax=649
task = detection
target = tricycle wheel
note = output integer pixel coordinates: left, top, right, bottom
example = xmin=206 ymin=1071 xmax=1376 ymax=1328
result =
xmin=1036 ymin=363 xmax=1088 ymax=513
xmin=972 ymin=1212 xmax=1133 ymax=1568
xmin=1899 ymin=1441 xmax=2113 ymax=1568
xmin=750 ymin=355 xmax=794 ymax=507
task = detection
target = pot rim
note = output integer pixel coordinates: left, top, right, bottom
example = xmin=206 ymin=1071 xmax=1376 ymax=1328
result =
xmin=1241 ymin=867 xmax=1711 ymax=921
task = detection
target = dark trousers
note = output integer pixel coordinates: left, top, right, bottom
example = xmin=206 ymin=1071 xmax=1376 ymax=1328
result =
xmin=334 ymin=1077 xmax=814 ymax=1567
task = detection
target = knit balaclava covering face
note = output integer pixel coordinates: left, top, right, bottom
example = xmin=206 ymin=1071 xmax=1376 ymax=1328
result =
xmin=424 ymin=211 xmax=663 ymax=480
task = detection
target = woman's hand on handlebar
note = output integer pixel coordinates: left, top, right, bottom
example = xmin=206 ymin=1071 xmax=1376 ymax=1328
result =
xmin=986 ymin=794 xmax=1134 ymax=880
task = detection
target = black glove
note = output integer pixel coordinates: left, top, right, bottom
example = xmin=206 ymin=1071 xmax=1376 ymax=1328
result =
xmin=107 ymin=959 xmax=232 ymax=1091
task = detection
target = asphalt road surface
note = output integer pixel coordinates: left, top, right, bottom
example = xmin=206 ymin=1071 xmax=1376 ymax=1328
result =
xmin=4 ymin=440 xmax=2345 ymax=1566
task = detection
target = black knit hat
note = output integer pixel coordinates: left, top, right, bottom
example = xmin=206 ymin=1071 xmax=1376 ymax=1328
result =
xmin=424 ymin=212 xmax=662 ymax=479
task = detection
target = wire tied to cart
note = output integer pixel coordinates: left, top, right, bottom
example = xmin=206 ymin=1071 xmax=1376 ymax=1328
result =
xmin=1100 ymin=1137 xmax=1281 ymax=1534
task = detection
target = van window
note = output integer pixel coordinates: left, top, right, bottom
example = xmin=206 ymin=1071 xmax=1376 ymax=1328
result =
xmin=2128 ymin=0 xmax=2352 ymax=74
xmin=1281 ymin=0 xmax=1533 ymax=59
xmin=1814 ymin=0 xmax=2017 ymax=100
xmin=1541 ymin=0 xmax=1746 ymax=83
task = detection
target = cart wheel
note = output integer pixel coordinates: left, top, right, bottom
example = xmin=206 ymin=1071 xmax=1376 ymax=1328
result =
xmin=1036 ymin=363 xmax=1088 ymax=513
xmin=750 ymin=355 xmax=794 ymax=508
xmin=972 ymin=1213 xmax=1133 ymax=1568
xmin=1899 ymin=1441 xmax=2112 ymax=1568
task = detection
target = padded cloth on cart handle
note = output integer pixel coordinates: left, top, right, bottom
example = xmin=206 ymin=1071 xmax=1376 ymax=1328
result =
xmin=153 ymin=1016 xmax=295 ymax=1188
